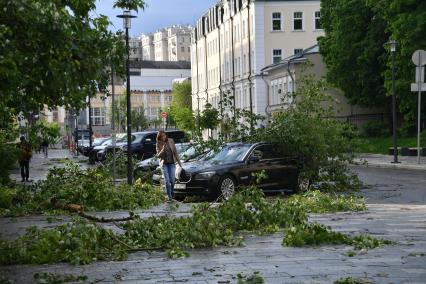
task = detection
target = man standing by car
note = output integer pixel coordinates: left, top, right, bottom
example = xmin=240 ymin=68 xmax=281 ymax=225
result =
xmin=156 ymin=131 xmax=182 ymax=202
xmin=18 ymin=136 xmax=32 ymax=182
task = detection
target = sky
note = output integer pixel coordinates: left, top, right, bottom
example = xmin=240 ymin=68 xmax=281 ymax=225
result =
xmin=95 ymin=0 xmax=217 ymax=37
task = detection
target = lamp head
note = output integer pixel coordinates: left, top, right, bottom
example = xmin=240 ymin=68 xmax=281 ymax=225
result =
xmin=389 ymin=39 xmax=397 ymax=53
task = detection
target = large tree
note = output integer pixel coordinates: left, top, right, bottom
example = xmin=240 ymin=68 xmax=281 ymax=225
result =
xmin=319 ymin=0 xmax=426 ymax=129
xmin=318 ymin=0 xmax=390 ymax=108
xmin=0 ymin=0 xmax=145 ymax=119
xmin=171 ymin=81 xmax=196 ymax=132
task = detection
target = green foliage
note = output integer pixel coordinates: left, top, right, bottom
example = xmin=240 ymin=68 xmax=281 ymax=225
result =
xmin=0 ymin=163 xmax=165 ymax=216
xmin=170 ymin=81 xmax=195 ymax=133
xmin=0 ymin=186 xmax=381 ymax=265
xmin=200 ymin=103 xmax=220 ymax=137
xmin=0 ymin=219 xmax=127 ymax=265
xmin=219 ymin=91 xmax=264 ymax=141
xmin=172 ymin=81 xmax=192 ymax=109
xmin=286 ymin=190 xmax=366 ymax=213
xmin=319 ymin=0 xmax=426 ymax=127
xmin=283 ymin=223 xmax=351 ymax=247
xmin=34 ymin=272 xmax=87 ymax=284
xmin=0 ymin=129 xmax=19 ymax=185
xmin=113 ymin=0 xmax=146 ymax=12
xmin=131 ymin=108 xmax=149 ymax=132
xmin=362 ymin=120 xmax=389 ymax=137
xmin=255 ymin=79 xmax=360 ymax=190
xmin=319 ymin=0 xmax=389 ymax=108
xmin=102 ymin=150 xmax=139 ymax=179
xmin=355 ymin=132 xmax=426 ymax=154
xmin=0 ymin=0 xmax=126 ymax=120
xmin=283 ymin=222 xmax=391 ymax=251
xmin=28 ymin=121 xmax=61 ymax=150
xmin=237 ymin=272 xmax=265 ymax=284
xmin=334 ymin=277 xmax=373 ymax=284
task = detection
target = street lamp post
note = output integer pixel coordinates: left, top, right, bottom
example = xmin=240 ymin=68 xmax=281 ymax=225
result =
xmin=117 ymin=10 xmax=137 ymax=185
xmin=390 ymin=39 xmax=399 ymax=164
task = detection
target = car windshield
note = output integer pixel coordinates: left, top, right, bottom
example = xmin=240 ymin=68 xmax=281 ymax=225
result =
xmin=176 ymin=143 xmax=190 ymax=154
xmin=209 ymin=145 xmax=251 ymax=162
xmin=180 ymin=146 xmax=209 ymax=162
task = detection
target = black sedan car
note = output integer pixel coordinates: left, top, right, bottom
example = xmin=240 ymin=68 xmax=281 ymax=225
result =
xmin=173 ymin=143 xmax=300 ymax=200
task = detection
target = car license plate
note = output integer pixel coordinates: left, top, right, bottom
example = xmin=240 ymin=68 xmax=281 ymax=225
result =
xmin=174 ymin=183 xmax=186 ymax=190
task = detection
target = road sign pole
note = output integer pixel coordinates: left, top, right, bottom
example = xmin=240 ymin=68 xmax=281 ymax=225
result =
xmin=411 ymin=50 xmax=426 ymax=164
xmin=418 ymin=55 xmax=422 ymax=164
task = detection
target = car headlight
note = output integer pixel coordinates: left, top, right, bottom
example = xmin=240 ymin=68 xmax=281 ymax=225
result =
xmin=196 ymin=171 xmax=216 ymax=179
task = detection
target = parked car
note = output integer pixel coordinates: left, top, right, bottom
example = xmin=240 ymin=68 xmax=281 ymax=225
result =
xmin=90 ymin=135 xmax=126 ymax=163
xmin=104 ymin=130 xmax=188 ymax=161
xmin=79 ymin=137 xmax=111 ymax=156
xmin=166 ymin=142 xmax=300 ymax=200
xmin=134 ymin=143 xmax=208 ymax=180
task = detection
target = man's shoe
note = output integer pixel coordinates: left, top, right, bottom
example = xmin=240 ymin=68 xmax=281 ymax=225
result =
xmin=25 ymin=179 xmax=29 ymax=182
xmin=21 ymin=179 xmax=25 ymax=182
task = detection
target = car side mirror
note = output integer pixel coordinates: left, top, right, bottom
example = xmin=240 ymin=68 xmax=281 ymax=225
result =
xmin=248 ymin=156 xmax=260 ymax=164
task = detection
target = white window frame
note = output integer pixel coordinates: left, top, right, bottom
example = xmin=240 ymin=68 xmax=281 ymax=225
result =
xmin=271 ymin=12 xmax=283 ymax=32
xmin=272 ymin=49 xmax=282 ymax=64
xmin=90 ymin=107 xmax=106 ymax=126
xmin=293 ymin=11 xmax=304 ymax=31
xmin=314 ymin=11 xmax=322 ymax=30
xmin=294 ymin=48 xmax=303 ymax=55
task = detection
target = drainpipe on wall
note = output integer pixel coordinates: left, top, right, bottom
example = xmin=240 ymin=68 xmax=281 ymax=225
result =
xmin=218 ymin=14 xmax=223 ymax=118
xmin=230 ymin=12 xmax=236 ymax=124
xmin=195 ymin=31 xmax=201 ymax=134
xmin=246 ymin=0 xmax=254 ymax=130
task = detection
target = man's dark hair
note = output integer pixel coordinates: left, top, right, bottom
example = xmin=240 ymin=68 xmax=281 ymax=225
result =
xmin=20 ymin=136 xmax=26 ymax=142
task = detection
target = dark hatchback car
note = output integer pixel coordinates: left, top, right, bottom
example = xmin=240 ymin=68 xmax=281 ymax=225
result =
xmin=173 ymin=143 xmax=300 ymax=200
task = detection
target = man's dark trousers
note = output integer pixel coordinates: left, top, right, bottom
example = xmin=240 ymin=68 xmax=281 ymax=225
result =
xmin=20 ymin=160 xmax=29 ymax=181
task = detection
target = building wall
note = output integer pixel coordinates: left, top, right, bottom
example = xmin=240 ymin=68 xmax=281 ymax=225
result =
xmin=141 ymin=34 xmax=155 ymax=60
xmin=191 ymin=0 xmax=323 ymax=119
xmin=263 ymin=52 xmax=384 ymax=126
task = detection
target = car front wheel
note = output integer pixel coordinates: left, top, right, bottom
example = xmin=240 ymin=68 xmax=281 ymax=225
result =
xmin=218 ymin=175 xmax=236 ymax=200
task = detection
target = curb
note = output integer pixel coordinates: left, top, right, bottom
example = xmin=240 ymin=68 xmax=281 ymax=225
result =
xmin=354 ymin=162 xmax=426 ymax=171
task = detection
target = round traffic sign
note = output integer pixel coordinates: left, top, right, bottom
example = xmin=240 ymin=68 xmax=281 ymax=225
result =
xmin=412 ymin=50 xmax=426 ymax=66
xmin=161 ymin=111 xmax=167 ymax=118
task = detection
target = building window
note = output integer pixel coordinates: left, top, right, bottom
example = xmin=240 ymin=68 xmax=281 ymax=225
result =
xmin=181 ymin=46 xmax=185 ymax=52
xmin=188 ymin=47 xmax=190 ymax=52
xmin=90 ymin=107 xmax=106 ymax=126
xmin=272 ymin=12 xmax=282 ymax=31
xmin=315 ymin=11 xmax=322 ymax=30
xmin=294 ymin=48 xmax=303 ymax=55
xmin=293 ymin=12 xmax=303 ymax=31
xmin=272 ymin=49 xmax=282 ymax=64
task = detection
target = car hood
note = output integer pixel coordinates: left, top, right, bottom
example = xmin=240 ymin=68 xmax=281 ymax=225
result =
xmin=137 ymin=157 xmax=159 ymax=168
xmin=182 ymin=160 xmax=242 ymax=174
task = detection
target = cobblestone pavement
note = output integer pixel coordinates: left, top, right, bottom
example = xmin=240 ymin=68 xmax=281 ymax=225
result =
xmin=1 ymin=165 xmax=425 ymax=283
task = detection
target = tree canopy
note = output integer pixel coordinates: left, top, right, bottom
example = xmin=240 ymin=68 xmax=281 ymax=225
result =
xmin=319 ymin=0 xmax=426 ymax=129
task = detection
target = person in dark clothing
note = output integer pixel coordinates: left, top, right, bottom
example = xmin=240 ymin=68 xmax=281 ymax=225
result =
xmin=156 ymin=131 xmax=181 ymax=201
xmin=18 ymin=136 xmax=32 ymax=182
xmin=41 ymin=138 xmax=49 ymax=158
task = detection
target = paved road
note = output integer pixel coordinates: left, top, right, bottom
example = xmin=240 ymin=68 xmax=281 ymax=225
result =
xmin=355 ymin=166 xmax=426 ymax=205
xmin=1 ymin=166 xmax=425 ymax=283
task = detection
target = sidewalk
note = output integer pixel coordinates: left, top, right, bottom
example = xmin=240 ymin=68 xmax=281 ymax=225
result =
xmin=356 ymin=153 xmax=426 ymax=171
xmin=10 ymin=149 xmax=88 ymax=183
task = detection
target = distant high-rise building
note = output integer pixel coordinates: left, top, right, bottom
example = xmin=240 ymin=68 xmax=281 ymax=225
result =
xmin=140 ymin=25 xmax=193 ymax=62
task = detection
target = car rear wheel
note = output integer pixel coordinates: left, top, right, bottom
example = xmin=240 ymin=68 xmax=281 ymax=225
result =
xmin=218 ymin=175 xmax=236 ymax=200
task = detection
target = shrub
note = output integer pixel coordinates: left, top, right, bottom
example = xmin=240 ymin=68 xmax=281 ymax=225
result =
xmin=0 ymin=163 xmax=165 ymax=216
xmin=254 ymin=79 xmax=361 ymax=191
xmin=362 ymin=120 xmax=389 ymax=137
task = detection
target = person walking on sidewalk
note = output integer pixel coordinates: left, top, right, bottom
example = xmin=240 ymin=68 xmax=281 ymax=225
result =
xmin=18 ymin=136 xmax=32 ymax=182
xmin=156 ymin=131 xmax=182 ymax=202
xmin=41 ymin=138 xmax=49 ymax=158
